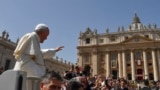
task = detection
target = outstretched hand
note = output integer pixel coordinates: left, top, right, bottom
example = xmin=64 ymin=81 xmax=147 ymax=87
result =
xmin=55 ymin=46 xmax=64 ymax=52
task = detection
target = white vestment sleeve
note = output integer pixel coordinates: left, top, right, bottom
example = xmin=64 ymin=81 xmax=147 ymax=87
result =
xmin=41 ymin=49 xmax=57 ymax=59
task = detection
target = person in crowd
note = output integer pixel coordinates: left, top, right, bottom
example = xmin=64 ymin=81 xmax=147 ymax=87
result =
xmin=156 ymin=80 xmax=160 ymax=90
xmin=112 ymin=79 xmax=120 ymax=90
xmin=150 ymin=81 xmax=157 ymax=90
xmin=40 ymin=70 xmax=63 ymax=90
xmin=66 ymin=80 xmax=84 ymax=90
xmin=13 ymin=23 xmax=64 ymax=77
xmin=64 ymin=67 xmax=76 ymax=80
xmin=140 ymin=79 xmax=151 ymax=90
xmin=71 ymin=76 xmax=91 ymax=90
xmin=75 ymin=66 xmax=84 ymax=76
xmin=117 ymin=79 xmax=128 ymax=90
xmin=87 ymin=76 xmax=96 ymax=90
xmin=99 ymin=75 xmax=107 ymax=90
xmin=101 ymin=79 xmax=111 ymax=90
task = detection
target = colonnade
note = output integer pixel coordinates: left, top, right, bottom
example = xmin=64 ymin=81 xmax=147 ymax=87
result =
xmin=104 ymin=49 xmax=159 ymax=81
xmin=78 ymin=49 xmax=160 ymax=81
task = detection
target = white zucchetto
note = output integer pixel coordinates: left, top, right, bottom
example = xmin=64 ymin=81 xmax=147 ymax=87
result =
xmin=35 ymin=23 xmax=49 ymax=30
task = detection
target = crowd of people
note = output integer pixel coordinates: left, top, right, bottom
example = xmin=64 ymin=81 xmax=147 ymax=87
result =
xmin=40 ymin=65 xmax=160 ymax=90
xmin=1 ymin=64 xmax=160 ymax=90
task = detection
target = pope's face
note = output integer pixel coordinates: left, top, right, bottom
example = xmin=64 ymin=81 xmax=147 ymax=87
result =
xmin=40 ymin=30 xmax=49 ymax=43
xmin=40 ymin=79 xmax=62 ymax=90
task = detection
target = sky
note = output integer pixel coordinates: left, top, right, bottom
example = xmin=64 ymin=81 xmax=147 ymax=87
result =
xmin=0 ymin=0 xmax=160 ymax=64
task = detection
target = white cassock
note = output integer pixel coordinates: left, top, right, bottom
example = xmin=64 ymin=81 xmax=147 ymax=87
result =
xmin=13 ymin=32 xmax=56 ymax=77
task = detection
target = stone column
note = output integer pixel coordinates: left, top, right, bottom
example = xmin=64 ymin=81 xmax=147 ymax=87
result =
xmin=0 ymin=53 xmax=3 ymax=65
xmin=122 ymin=51 xmax=127 ymax=79
xmin=105 ymin=51 xmax=110 ymax=78
xmin=118 ymin=52 xmax=122 ymax=78
xmin=157 ymin=49 xmax=160 ymax=80
xmin=152 ymin=49 xmax=158 ymax=81
xmin=92 ymin=52 xmax=98 ymax=76
xmin=77 ymin=54 xmax=83 ymax=67
xmin=143 ymin=50 xmax=148 ymax=79
xmin=131 ymin=50 xmax=135 ymax=81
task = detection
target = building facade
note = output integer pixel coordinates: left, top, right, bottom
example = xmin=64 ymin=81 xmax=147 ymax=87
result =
xmin=77 ymin=14 xmax=160 ymax=81
xmin=0 ymin=31 xmax=17 ymax=70
xmin=45 ymin=57 xmax=73 ymax=76
xmin=0 ymin=30 xmax=73 ymax=76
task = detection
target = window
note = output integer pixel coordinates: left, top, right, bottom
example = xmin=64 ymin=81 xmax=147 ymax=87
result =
xmin=146 ymin=52 xmax=152 ymax=60
xmin=127 ymin=64 xmax=130 ymax=66
xmin=110 ymin=37 xmax=116 ymax=41
xmin=135 ymin=51 xmax=142 ymax=60
xmin=149 ymin=73 xmax=153 ymax=80
xmin=136 ymin=69 xmax=143 ymax=81
xmin=112 ymin=70 xmax=118 ymax=79
xmin=111 ymin=61 xmax=117 ymax=68
xmin=126 ymin=53 xmax=130 ymax=61
xmin=148 ymin=63 xmax=152 ymax=66
xmin=5 ymin=59 xmax=11 ymax=70
xmin=100 ymin=54 xmax=104 ymax=63
xmin=84 ymin=54 xmax=90 ymax=64
xmin=125 ymin=36 xmax=128 ymax=40
xmin=85 ymin=38 xmax=90 ymax=44
xmin=137 ymin=69 xmax=143 ymax=75
xmin=111 ymin=53 xmax=117 ymax=60
xmin=134 ymin=38 xmax=139 ymax=42
xmin=127 ymin=74 xmax=132 ymax=80
xmin=99 ymin=39 xmax=104 ymax=43
xmin=109 ymin=35 xmax=116 ymax=42
xmin=145 ymin=35 xmax=149 ymax=38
